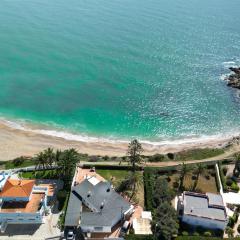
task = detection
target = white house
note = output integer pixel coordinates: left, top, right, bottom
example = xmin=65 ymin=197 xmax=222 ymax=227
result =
xmin=0 ymin=177 xmax=54 ymax=233
xmin=178 ymin=192 xmax=228 ymax=230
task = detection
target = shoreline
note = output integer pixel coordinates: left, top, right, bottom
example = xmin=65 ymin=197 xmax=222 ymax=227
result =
xmin=0 ymin=120 xmax=235 ymax=161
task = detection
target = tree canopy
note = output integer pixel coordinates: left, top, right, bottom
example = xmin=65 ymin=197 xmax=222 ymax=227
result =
xmin=152 ymin=202 xmax=179 ymax=240
xmin=127 ymin=139 xmax=144 ymax=172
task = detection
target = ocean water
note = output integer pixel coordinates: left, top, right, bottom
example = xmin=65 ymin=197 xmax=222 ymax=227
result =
xmin=0 ymin=0 xmax=240 ymax=143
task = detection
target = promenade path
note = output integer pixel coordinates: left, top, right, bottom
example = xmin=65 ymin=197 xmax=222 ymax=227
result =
xmin=81 ymin=144 xmax=240 ymax=168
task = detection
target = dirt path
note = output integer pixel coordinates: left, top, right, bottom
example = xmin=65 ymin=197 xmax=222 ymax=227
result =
xmin=82 ymin=143 xmax=240 ymax=168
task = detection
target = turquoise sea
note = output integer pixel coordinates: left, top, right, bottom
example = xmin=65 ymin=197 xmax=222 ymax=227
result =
xmin=0 ymin=0 xmax=240 ymax=143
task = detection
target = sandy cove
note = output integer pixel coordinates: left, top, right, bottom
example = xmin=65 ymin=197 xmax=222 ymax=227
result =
xmin=0 ymin=121 xmax=233 ymax=161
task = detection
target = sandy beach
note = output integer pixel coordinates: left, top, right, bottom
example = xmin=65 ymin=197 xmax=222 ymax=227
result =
xmin=0 ymin=120 xmax=234 ymax=161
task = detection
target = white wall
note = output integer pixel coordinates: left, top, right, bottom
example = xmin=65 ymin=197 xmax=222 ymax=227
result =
xmin=182 ymin=214 xmax=227 ymax=230
xmin=0 ymin=211 xmax=44 ymax=225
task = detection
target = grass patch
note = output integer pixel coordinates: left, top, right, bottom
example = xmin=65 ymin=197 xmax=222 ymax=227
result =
xmin=5 ymin=159 xmax=34 ymax=169
xmin=175 ymin=148 xmax=224 ymax=161
xmin=96 ymin=169 xmax=144 ymax=207
xmin=96 ymin=169 xmax=130 ymax=186
xmin=169 ymin=169 xmax=218 ymax=193
xmin=21 ymin=169 xmax=58 ymax=179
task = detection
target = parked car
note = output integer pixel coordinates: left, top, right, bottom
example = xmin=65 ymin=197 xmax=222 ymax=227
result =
xmin=66 ymin=231 xmax=75 ymax=240
xmin=120 ymin=221 xmax=130 ymax=237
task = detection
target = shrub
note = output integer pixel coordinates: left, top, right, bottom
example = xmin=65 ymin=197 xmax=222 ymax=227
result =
xmin=225 ymin=226 xmax=234 ymax=238
xmin=231 ymin=182 xmax=240 ymax=192
xmin=226 ymin=177 xmax=233 ymax=186
xmin=203 ymin=231 xmax=212 ymax=237
xmin=228 ymin=216 xmax=235 ymax=228
xmin=57 ymin=190 xmax=67 ymax=211
xmin=218 ymin=163 xmax=227 ymax=192
xmin=233 ymin=212 xmax=239 ymax=223
xmin=148 ymin=154 xmax=165 ymax=162
xmin=182 ymin=231 xmax=189 ymax=236
xmin=222 ymin=166 xmax=228 ymax=176
xmin=12 ymin=157 xmax=25 ymax=166
xmin=173 ymin=181 xmax=179 ymax=189
xmin=237 ymin=224 xmax=240 ymax=233
xmin=103 ymin=155 xmax=109 ymax=161
xmin=193 ymin=232 xmax=199 ymax=236
xmin=89 ymin=155 xmax=99 ymax=162
xmin=167 ymin=153 xmax=175 ymax=160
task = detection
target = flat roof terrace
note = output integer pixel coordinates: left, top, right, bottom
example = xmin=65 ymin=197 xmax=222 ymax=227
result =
xmin=74 ymin=167 xmax=106 ymax=184
xmin=0 ymin=193 xmax=45 ymax=213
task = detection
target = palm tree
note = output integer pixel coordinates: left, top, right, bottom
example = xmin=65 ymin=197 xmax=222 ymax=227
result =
xmin=233 ymin=153 xmax=240 ymax=177
xmin=57 ymin=148 xmax=79 ymax=186
xmin=127 ymin=139 xmax=144 ymax=172
xmin=55 ymin=149 xmax=62 ymax=165
xmin=35 ymin=151 xmax=47 ymax=170
xmin=178 ymin=162 xmax=191 ymax=191
xmin=43 ymin=148 xmax=55 ymax=167
xmin=193 ymin=163 xmax=206 ymax=190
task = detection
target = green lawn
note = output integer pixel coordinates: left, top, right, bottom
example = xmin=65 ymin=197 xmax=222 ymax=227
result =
xmin=96 ymin=169 xmax=144 ymax=207
xmin=4 ymin=159 xmax=35 ymax=170
xmin=96 ymin=169 xmax=130 ymax=185
xmin=175 ymin=148 xmax=224 ymax=161
xmin=21 ymin=169 xmax=58 ymax=179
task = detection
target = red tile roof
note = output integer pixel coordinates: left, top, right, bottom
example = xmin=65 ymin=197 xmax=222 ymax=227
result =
xmin=0 ymin=179 xmax=35 ymax=198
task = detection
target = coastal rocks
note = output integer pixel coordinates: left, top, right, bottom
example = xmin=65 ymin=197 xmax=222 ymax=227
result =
xmin=225 ymin=67 xmax=240 ymax=89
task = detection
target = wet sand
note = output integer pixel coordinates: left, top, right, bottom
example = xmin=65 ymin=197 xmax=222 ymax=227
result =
xmin=0 ymin=121 xmax=232 ymax=161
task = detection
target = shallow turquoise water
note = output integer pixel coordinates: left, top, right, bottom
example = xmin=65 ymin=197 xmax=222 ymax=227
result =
xmin=0 ymin=0 xmax=240 ymax=141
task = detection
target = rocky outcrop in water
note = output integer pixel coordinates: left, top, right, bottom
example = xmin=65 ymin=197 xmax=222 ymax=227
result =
xmin=226 ymin=67 xmax=240 ymax=89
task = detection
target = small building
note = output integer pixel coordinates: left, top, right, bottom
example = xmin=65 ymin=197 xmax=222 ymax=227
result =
xmin=0 ymin=178 xmax=54 ymax=233
xmin=178 ymin=192 xmax=228 ymax=230
xmin=65 ymin=173 xmax=134 ymax=239
xmin=132 ymin=211 xmax=152 ymax=235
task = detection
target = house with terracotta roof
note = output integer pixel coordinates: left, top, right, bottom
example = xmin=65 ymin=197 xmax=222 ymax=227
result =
xmin=0 ymin=176 xmax=55 ymax=233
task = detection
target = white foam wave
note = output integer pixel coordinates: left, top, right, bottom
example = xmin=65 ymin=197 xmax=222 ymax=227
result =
xmin=0 ymin=117 xmax=238 ymax=147
xmin=222 ymin=59 xmax=240 ymax=69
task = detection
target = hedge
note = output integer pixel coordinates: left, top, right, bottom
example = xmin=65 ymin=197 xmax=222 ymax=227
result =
xmin=82 ymin=164 xmax=140 ymax=171
xmin=218 ymin=163 xmax=228 ymax=192
xmin=143 ymin=168 xmax=154 ymax=211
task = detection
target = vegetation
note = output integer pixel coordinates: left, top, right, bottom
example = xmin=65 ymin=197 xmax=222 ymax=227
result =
xmin=96 ymin=169 xmax=130 ymax=186
xmin=152 ymin=202 xmax=179 ymax=240
xmin=116 ymin=140 xmax=145 ymax=202
xmin=58 ymin=192 xmax=70 ymax=230
xmin=233 ymin=153 xmax=240 ymax=177
xmin=126 ymin=139 xmax=144 ymax=172
xmin=143 ymin=168 xmax=154 ymax=211
xmin=218 ymin=162 xmax=228 ymax=192
xmin=178 ymin=162 xmax=192 ymax=191
xmin=21 ymin=169 xmax=58 ymax=179
xmin=148 ymin=154 xmax=165 ymax=162
xmin=57 ymin=190 xmax=68 ymax=211
xmin=174 ymin=148 xmax=224 ymax=161
xmin=225 ymin=226 xmax=234 ymax=238
xmin=152 ymin=178 xmax=175 ymax=207
xmin=4 ymin=157 xmax=34 ymax=169
xmin=144 ymin=170 xmax=178 ymax=239
xmin=219 ymin=162 xmax=240 ymax=193
xmin=193 ymin=164 xmax=206 ymax=190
